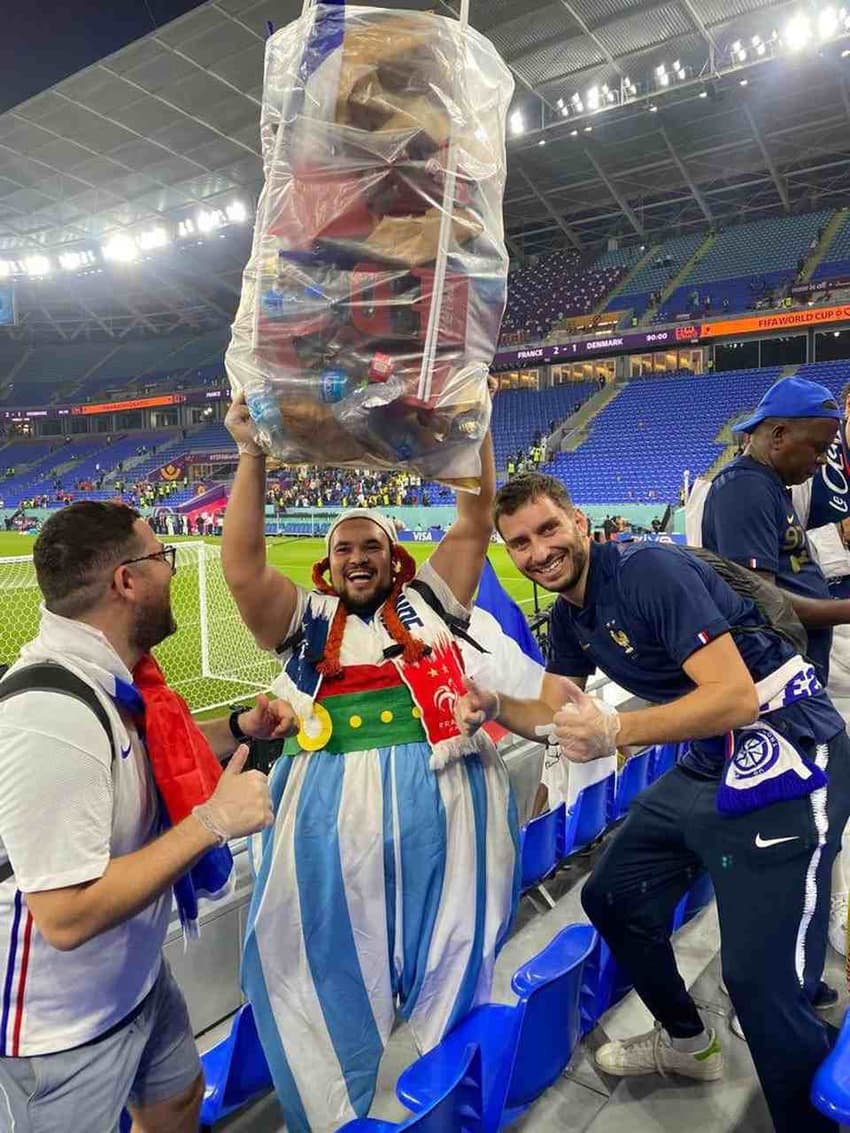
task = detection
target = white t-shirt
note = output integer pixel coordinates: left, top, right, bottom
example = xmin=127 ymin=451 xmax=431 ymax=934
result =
xmin=0 ymin=609 xmax=170 ymax=1057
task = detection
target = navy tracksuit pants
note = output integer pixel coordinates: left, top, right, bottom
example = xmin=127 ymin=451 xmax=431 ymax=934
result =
xmin=582 ymin=729 xmax=850 ymax=1133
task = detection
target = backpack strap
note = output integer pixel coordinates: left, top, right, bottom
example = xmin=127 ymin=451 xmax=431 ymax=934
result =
xmin=0 ymin=663 xmax=116 ymax=886
xmin=407 ymin=578 xmax=490 ymax=654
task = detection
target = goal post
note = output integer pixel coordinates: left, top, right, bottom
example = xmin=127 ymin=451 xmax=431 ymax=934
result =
xmin=0 ymin=544 xmax=280 ymax=714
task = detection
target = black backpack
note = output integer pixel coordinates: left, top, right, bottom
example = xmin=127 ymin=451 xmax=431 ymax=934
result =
xmin=0 ymin=663 xmax=115 ymax=886
xmin=685 ymin=545 xmax=809 ymax=656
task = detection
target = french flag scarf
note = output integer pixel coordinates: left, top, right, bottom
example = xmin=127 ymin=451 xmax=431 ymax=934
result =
xmin=117 ymin=655 xmax=234 ymax=939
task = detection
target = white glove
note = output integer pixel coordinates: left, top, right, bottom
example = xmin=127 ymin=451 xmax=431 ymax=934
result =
xmin=193 ymin=746 xmax=273 ymax=844
xmin=535 ymin=682 xmax=620 ymax=763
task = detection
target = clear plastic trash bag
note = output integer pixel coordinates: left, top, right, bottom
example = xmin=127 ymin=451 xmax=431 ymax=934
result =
xmin=225 ymin=2 xmax=513 ymax=490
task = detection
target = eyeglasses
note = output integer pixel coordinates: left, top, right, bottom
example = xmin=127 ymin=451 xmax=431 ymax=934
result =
xmin=121 ymin=545 xmax=177 ymax=574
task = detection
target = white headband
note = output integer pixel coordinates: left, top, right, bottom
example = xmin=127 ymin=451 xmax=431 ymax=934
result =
xmin=324 ymin=509 xmax=397 ymax=553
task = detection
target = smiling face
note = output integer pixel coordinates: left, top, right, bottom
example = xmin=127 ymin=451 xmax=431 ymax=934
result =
xmin=328 ymin=518 xmax=394 ymax=612
xmin=497 ymin=493 xmax=590 ymax=596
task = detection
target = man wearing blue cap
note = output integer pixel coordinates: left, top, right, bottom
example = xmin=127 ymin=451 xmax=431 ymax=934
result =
xmin=703 ymin=376 xmax=850 ymax=687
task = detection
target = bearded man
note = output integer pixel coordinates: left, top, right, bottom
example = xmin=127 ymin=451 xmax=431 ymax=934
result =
xmin=221 ymin=397 xmax=518 ymax=1133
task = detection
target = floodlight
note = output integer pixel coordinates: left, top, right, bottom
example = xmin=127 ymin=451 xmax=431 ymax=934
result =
xmin=587 ymin=85 xmax=600 ymax=110
xmin=102 ymin=235 xmax=139 ymax=263
xmin=785 ymin=14 xmax=812 ymax=50
xmin=509 ymin=110 xmax=524 ymax=135
xmin=138 ymin=227 xmax=169 ymax=251
xmin=24 ymin=256 xmax=51 ymax=277
xmin=818 ymin=6 xmax=838 ymax=38
xmin=225 ymin=201 xmax=248 ymax=223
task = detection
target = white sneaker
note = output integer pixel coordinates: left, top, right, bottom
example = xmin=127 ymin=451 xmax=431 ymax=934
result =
xmin=829 ymin=892 xmax=848 ymax=957
xmin=595 ymin=1022 xmax=724 ymax=1081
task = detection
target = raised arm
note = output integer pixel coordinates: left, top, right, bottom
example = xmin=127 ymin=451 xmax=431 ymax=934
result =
xmin=427 ymin=430 xmax=496 ymax=608
xmin=222 ymin=397 xmax=300 ymax=651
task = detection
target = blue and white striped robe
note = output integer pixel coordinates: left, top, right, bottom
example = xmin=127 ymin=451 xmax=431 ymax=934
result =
xmin=242 ymin=570 xmax=519 ymax=1131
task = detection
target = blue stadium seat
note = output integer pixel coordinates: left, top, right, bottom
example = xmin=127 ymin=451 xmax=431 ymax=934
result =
xmin=562 ymin=774 xmax=615 ymax=856
xmin=199 ymin=1003 xmax=273 ymax=1125
xmin=396 ymin=924 xmax=597 ymax=1132
xmin=339 ymin=1045 xmax=484 ymax=1133
xmin=812 ymin=1009 xmax=850 ymax=1123
xmin=613 ymin=749 xmax=652 ymax=820
xmin=650 ymin=743 xmax=679 ymax=781
xmin=519 ymin=803 xmax=565 ymax=891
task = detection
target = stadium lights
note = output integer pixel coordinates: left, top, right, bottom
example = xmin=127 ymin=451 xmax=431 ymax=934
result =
xmin=587 ymin=85 xmax=601 ymax=111
xmin=560 ymin=104 xmax=569 ymax=117
xmin=177 ymin=218 xmax=195 ymax=238
xmin=509 ymin=109 xmax=524 ymax=136
xmin=137 ymin=227 xmax=169 ymax=252
xmin=784 ymin=13 xmax=812 ymax=50
xmin=196 ymin=208 xmax=226 ymax=234
xmin=102 ymin=234 xmax=139 ymax=264
xmin=538 ymin=138 xmax=546 ymax=145
xmin=224 ymin=201 xmax=248 ymax=223
xmin=556 ymin=97 xmax=564 ymax=108
xmin=24 ymin=256 xmax=51 ymax=277
xmin=699 ymin=88 xmax=709 ymax=97
xmin=58 ymin=250 xmax=95 ymax=271
xmin=819 ymin=6 xmax=839 ymax=37
xmin=570 ymin=128 xmax=578 ymax=136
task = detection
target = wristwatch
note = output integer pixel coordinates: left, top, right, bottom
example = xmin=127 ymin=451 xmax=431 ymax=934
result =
xmin=229 ymin=705 xmax=252 ymax=743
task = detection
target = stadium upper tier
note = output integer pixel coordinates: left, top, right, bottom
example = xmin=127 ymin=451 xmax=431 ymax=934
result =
xmin=498 ymin=206 xmax=847 ymax=343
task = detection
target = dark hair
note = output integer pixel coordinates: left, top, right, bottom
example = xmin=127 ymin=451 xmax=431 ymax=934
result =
xmin=493 ymin=473 xmax=573 ymax=532
xmin=34 ymin=501 xmax=142 ymax=618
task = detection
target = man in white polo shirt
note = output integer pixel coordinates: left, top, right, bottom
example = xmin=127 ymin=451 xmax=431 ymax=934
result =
xmin=0 ymin=501 xmax=279 ymax=1133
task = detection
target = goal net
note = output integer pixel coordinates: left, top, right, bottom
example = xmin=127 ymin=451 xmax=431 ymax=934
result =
xmin=0 ymin=544 xmax=279 ymax=714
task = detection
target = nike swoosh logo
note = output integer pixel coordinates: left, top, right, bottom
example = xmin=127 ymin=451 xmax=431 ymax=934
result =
xmin=755 ymin=834 xmax=799 ymax=848
xmin=120 ymin=742 xmax=132 ymax=759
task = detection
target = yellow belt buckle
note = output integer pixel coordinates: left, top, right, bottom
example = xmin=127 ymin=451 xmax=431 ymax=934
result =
xmin=297 ymin=703 xmax=333 ymax=751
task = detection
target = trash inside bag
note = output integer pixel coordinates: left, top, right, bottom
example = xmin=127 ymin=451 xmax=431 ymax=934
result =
xmin=225 ymin=3 xmax=513 ymax=490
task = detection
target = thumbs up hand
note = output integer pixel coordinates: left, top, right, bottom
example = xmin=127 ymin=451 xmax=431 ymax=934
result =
xmin=455 ymin=678 xmax=500 ymax=738
xmin=547 ymin=679 xmax=621 ymax=763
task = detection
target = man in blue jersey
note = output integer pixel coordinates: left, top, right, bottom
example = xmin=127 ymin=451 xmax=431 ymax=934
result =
xmin=702 ymin=376 xmax=850 ymax=688
xmin=457 ymin=472 xmax=850 ymax=1133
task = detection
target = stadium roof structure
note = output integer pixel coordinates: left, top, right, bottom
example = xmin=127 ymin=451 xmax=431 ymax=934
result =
xmin=0 ymin=0 xmax=849 ymax=337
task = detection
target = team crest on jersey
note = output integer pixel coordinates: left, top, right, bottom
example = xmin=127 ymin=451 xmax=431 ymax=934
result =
xmin=731 ymin=729 xmax=781 ymax=780
xmin=606 ymin=621 xmax=634 ymax=655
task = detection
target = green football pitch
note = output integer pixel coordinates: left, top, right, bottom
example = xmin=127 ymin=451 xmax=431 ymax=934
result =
xmin=0 ymin=532 xmax=552 ymax=712
xmin=0 ymin=531 xmax=548 ymax=609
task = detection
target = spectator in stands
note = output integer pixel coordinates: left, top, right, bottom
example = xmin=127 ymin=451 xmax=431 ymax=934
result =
xmin=458 ymin=471 xmax=850 ymax=1133
xmin=221 ymin=395 xmax=515 ymax=1132
xmin=0 ymin=501 xmax=289 ymax=1131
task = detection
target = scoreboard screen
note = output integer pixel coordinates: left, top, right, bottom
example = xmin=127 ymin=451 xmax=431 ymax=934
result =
xmin=0 ymin=287 xmax=15 ymax=327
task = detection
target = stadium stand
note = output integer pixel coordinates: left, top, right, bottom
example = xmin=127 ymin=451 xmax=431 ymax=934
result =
xmin=657 ymin=210 xmax=832 ymax=320
xmin=544 ymin=366 xmax=783 ymax=503
xmin=499 ymin=250 xmax=625 ymax=342
xmin=813 ymin=211 xmax=850 ymax=281
xmin=606 ymin=232 xmax=705 ymax=320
